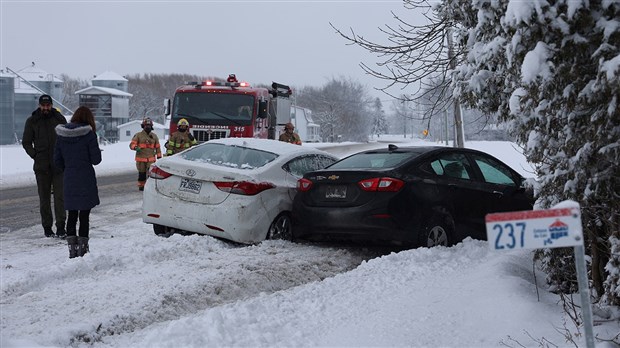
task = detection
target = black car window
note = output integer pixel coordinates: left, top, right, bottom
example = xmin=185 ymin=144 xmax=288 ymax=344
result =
xmin=471 ymin=154 xmax=517 ymax=186
xmin=285 ymin=155 xmax=337 ymax=177
xmin=431 ymin=153 xmax=472 ymax=180
xmin=329 ymin=152 xmax=414 ymax=169
xmin=430 ymin=160 xmax=444 ymax=175
xmin=417 ymin=161 xmax=439 ymax=175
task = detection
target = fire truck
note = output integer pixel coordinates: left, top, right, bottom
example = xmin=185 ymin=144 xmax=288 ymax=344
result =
xmin=164 ymin=74 xmax=292 ymax=142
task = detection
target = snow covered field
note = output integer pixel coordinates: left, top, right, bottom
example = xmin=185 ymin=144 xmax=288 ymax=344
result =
xmin=1 ymin=137 xmax=618 ymax=347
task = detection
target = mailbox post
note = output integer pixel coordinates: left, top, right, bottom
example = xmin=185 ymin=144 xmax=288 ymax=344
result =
xmin=486 ymin=202 xmax=594 ymax=348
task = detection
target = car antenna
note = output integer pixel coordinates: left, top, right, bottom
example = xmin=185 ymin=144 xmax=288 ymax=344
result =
xmin=388 ymin=144 xmax=399 ymax=151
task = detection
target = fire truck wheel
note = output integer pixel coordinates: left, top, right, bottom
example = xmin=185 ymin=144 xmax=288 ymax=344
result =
xmin=267 ymin=213 xmax=293 ymax=241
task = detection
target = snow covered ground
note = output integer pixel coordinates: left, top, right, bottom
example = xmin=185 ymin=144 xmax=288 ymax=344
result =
xmin=1 ymin=136 xmax=618 ymax=347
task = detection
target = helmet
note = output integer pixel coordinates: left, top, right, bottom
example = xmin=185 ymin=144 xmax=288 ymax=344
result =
xmin=284 ymin=122 xmax=294 ymax=130
xmin=178 ymin=118 xmax=189 ymax=127
xmin=141 ymin=118 xmax=153 ymax=128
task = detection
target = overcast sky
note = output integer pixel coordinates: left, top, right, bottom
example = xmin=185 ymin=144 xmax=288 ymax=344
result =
xmin=1 ymin=0 xmax=420 ymax=98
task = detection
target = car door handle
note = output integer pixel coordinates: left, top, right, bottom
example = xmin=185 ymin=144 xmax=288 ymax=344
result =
xmin=493 ymin=191 xmax=504 ymax=197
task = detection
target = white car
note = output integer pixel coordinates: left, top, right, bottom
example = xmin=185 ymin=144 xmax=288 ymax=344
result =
xmin=142 ymin=138 xmax=337 ymax=244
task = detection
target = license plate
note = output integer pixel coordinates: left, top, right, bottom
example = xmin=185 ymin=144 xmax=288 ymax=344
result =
xmin=325 ymin=185 xmax=347 ymax=199
xmin=179 ymin=178 xmax=202 ymax=194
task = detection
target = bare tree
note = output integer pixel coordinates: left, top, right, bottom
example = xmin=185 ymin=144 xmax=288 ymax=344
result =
xmin=59 ymin=74 xmax=89 ymax=113
xmin=296 ymin=77 xmax=373 ymax=142
xmin=330 ymin=0 xmax=472 ymax=146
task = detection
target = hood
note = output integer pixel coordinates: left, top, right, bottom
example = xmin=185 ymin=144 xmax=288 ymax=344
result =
xmin=56 ymin=123 xmax=92 ymax=138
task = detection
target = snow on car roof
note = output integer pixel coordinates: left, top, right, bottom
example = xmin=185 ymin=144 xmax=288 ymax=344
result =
xmin=207 ymin=137 xmax=327 ymax=156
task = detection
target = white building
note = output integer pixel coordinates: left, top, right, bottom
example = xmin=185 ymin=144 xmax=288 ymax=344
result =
xmin=291 ymin=106 xmax=321 ymax=143
xmin=76 ymin=71 xmax=132 ymax=142
xmin=117 ymin=120 xmax=166 ymax=142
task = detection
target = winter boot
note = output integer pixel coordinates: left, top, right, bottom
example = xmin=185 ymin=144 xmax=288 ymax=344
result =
xmin=67 ymin=236 xmax=78 ymax=259
xmin=56 ymin=227 xmax=67 ymax=239
xmin=44 ymin=227 xmax=54 ymax=238
xmin=77 ymin=237 xmax=89 ymax=257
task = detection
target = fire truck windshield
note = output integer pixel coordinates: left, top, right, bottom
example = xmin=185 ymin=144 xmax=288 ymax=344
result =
xmin=173 ymin=92 xmax=255 ymax=126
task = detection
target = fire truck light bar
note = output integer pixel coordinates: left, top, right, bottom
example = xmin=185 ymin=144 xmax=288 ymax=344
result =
xmin=197 ymin=81 xmax=250 ymax=88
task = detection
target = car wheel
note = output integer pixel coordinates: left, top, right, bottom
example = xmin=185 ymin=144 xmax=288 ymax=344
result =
xmin=153 ymin=224 xmax=172 ymax=237
xmin=420 ymin=212 xmax=454 ymax=248
xmin=267 ymin=213 xmax=293 ymax=241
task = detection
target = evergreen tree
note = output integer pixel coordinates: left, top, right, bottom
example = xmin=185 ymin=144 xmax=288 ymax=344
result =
xmin=453 ymin=0 xmax=620 ymax=303
xmin=371 ymin=98 xmax=389 ymax=138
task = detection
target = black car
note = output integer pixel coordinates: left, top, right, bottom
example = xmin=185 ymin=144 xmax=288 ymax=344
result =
xmin=292 ymin=144 xmax=534 ymax=248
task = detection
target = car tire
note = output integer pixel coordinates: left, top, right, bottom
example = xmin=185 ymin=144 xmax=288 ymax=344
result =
xmin=153 ymin=224 xmax=172 ymax=238
xmin=420 ymin=211 xmax=454 ymax=248
xmin=267 ymin=213 xmax=293 ymax=241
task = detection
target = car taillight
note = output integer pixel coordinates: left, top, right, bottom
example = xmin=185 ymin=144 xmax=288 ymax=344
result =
xmin=214 ymin=181 xmax=275 ymax=195
xmin=358 ymin=177 xmax=404 ymax=192
xmin=149 ymin=165 xmax=172 ymax=179
xmin=297 ymin=178 xmax=313 ymax=192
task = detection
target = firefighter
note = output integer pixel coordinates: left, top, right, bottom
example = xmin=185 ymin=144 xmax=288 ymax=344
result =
xmin=278 ymin=122 xmax=302 ymax=145
xmin=165 ymin=118 xmax=197 ymax=156
xmin=130 ymin=118 xmax=162 ymax=191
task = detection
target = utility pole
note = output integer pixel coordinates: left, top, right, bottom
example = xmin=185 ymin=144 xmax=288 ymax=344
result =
xmin=446 ymin=25 xmax=465 ymax=148
xmin=443 ymin=109 xmax=449 ymax=146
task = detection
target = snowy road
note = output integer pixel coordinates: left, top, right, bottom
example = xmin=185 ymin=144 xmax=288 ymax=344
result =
xmin=2 ymin=140 xmax=615 ymax=347
xmin=0 ymin=141 xmax=385 ymax=234
xmin=1 ymin=141 xmax=393 ymax=346
xmin=0 ymin=194 xmax=389 ymax=346
xmin=0 ymin=172 xmax=136 ymax=233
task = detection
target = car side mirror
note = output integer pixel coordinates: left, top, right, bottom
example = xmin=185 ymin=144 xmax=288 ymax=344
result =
xmin=257 ymin=100 xmax=268 ymax=119
xmin=164 ymin=98 xmax=171 ymax=116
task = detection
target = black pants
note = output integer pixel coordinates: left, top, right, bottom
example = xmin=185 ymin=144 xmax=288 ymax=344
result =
xmin=35 ymin=171 xmax=65 ymax=231
xmin=67 ymin=210 xmax=91 ymax=237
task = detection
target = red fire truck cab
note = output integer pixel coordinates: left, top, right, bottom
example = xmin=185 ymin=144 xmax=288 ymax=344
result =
xmin=164 ymin=74 xmax=292 ymax=142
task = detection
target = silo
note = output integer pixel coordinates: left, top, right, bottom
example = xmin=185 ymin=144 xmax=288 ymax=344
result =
xmin=16 ymin=65 xmax=64 ymax=102
xmin=13 ymin=81 xmax=40 ymax=141
xmin=10 ymin=65 xmax=67 ymax=140
xmin=92 ymin=71 xmax=128 ymax=92
xmin=0 ymin=73 xmax=15 ymax=144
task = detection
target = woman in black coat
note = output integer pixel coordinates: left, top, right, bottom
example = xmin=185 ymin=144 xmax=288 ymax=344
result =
xmin=54 ymin=106 xmax=102 ymax=258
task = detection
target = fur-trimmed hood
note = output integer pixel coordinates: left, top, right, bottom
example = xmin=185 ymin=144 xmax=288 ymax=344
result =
xmin=55 ymin=123 xmax=93 ymax=138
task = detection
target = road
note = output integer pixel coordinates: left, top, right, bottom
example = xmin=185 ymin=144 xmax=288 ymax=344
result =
xmin=0 ymin=171 xmax=137 ymax=233
xmin=0 ymin=141 xmax=405 ymax=345
xmin=0 ymin=142 xmax=389 ymax=234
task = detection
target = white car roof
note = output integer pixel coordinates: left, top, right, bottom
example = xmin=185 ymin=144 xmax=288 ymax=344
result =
xmin=207 ymin=138 xmax=327 ymax=156
xmin=157 ymin=137 xmax=335 ymax=180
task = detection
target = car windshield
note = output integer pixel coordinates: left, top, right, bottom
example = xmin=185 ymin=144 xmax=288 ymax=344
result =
xmin=328 ymin=152 xmax=415 ymax=169
xmin=173 ymin=92 xmax=255 ymax=126
xmin=180 ymin=143 xmax=278 ymax=170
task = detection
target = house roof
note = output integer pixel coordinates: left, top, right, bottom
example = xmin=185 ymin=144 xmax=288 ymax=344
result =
xmin=74 ymin=86 xmax=133 ymax=97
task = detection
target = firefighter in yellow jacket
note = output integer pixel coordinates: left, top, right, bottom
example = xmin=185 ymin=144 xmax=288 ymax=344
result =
xmin=166 ymin=118 xmax=197 ymax=156
xmin=130 ymin=118 xmax=162 ymax=191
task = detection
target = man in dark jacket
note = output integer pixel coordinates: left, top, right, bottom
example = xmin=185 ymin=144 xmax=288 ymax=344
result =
xmin=22 ymin=95 xmax=67 ymax=238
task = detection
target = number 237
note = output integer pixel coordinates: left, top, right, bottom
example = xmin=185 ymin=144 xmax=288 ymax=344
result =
xmin=493 ymin=222 xmax=526 ymax=249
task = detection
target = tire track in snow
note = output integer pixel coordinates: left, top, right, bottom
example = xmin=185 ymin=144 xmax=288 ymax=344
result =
xmin=1 ymin=218 xmax=388 ymax=347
